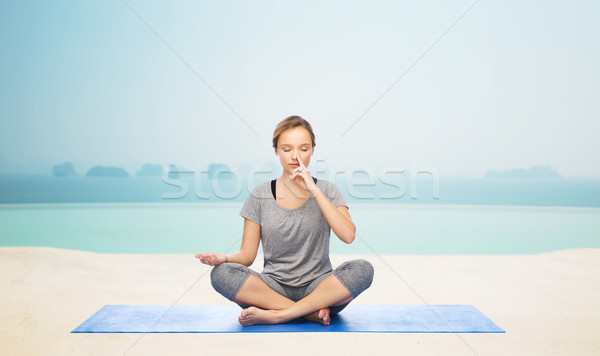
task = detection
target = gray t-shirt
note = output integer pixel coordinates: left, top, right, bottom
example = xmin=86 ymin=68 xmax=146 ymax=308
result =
xmin=239 ymin=178 xmax=348 ymax=287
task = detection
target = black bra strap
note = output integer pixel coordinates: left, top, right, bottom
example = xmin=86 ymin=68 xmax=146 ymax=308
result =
xmin=271 ymin=177 xmax=317 ymax=200
xmin=271 ymin=179 xmax=276 ymax=200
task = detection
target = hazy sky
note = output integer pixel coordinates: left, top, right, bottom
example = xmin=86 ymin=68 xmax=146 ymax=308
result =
xmin=1 ymin=0 xmax=599 ymax=177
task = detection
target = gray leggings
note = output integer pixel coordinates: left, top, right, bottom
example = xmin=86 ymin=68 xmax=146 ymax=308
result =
xmin=210 ymin=259 xmax=374 ymax=315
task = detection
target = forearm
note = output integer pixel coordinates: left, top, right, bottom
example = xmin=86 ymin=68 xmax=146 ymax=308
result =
xmin=311 ymin=187 xmax=356 ymax=243
xmin=224 ymin=250 xmax=255 ymax=267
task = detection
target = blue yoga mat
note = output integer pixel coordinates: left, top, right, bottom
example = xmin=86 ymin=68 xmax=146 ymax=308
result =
xmin=72 ymin=305 xmax=504 ymax=333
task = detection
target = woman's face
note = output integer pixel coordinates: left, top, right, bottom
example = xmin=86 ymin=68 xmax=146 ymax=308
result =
xmin=275 ymin=127 xmax=314 ymax=175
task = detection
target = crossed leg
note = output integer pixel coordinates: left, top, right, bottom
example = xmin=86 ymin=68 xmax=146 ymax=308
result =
xmin=234 ymin=274 xmax=353 ymax=326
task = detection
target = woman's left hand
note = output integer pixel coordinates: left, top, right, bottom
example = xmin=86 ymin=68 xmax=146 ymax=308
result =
xmin=290 ymin=156 xmax=318 ymax=194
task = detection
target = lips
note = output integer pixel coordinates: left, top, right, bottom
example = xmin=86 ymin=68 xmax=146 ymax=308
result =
xmin=290 ymin=164 xmax=299 ymax=167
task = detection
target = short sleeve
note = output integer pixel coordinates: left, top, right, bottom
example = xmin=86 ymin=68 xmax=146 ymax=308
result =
xmin=326 ymin=181 xmax=348 ymax=209
xmin=239 ymin=187 xmax=262 ymax=224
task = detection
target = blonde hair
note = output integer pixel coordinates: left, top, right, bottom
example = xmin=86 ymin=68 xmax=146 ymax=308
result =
xmin=272 ymin=115 xmax=316 ymax=150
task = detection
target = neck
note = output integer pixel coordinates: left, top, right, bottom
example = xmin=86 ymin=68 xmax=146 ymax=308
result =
xmin=278 ymin=175 xmax=310 ymax=197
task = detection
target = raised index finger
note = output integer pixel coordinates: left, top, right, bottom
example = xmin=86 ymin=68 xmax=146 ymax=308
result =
xmin=297 ymin=156 xmax=306 ymax=168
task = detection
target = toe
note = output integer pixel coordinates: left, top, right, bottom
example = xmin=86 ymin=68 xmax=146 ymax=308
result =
xmin=241 ymin=307 xmax=254 ymax=318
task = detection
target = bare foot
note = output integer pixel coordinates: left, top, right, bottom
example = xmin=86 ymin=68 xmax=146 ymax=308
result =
xmin=238 ymin=306 xmax=282 ymax=326
xmin=303 ymin=307 xmax=331 ymax=326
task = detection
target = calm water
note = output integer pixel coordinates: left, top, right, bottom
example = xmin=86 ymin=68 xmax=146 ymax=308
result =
xmin=1 ymin=175 xmax=599 ymax=254
xmin=1 ymin=203 xmax=598 ymax=254
xmin=1 ymin=175 xmax=600 ymax=207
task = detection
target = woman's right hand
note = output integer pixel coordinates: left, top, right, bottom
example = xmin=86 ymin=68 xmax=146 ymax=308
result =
xmin=195 ymin=252 xmax=227 ymax=266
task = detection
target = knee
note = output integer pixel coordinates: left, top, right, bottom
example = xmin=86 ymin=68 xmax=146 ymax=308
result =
xmin=335 ymin=259 xmax=374 ymax=297
xmin=210 ymin=263 xmax=234 ymax=292
xmin=354 ymin=259 xmax=374 ymax=287
xmin=210 ymin=262 xmax=250 ymax=301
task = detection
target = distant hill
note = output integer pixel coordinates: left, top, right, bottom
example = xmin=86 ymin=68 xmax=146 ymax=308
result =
xmin=86 ymin=166 xmax=130 ymax=177
xmin=136 ymin=163 xmax=163 ymax=177
xmin=52 ymin=162 xmax=77 ymax=177
xmin=167 ymin=164 xmax=194 ymax=179
xmin=208 ymin=163 xmax=235 ymax=179
xmin=485 ymin=166 xmax=562 ymax=179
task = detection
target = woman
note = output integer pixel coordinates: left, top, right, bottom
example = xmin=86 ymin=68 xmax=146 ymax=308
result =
xmin=195 ymin=115 xmax=374 ymax=326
